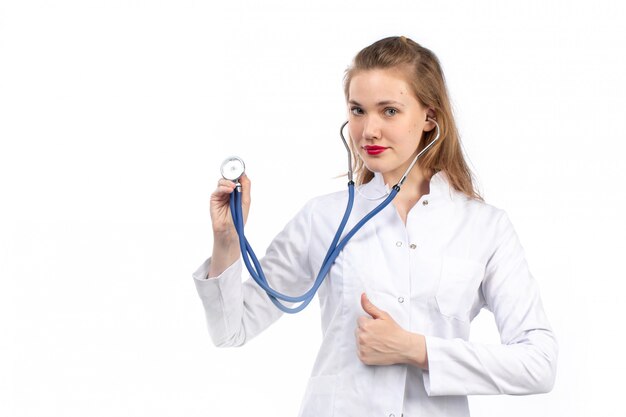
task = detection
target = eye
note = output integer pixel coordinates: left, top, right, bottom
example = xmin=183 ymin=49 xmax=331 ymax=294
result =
xmin=350 ymin=106 xmax=364 ymax=116
xmin=384 ymin=107 xmax=398 ymax=117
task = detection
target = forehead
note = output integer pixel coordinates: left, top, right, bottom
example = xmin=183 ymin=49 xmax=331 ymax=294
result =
xmin=348 ymin=68 xmax=415 ymax=102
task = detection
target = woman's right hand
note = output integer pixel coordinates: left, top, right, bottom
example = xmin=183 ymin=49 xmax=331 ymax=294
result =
xmin=209 ymin=173 xmax=251 ymax=239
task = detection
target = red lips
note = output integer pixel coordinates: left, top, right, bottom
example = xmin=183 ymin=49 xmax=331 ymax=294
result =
xmin=363 ymin=145 xmax=388 ymax=155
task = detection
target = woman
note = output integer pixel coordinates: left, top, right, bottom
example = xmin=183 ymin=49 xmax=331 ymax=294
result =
xmin=193 ymin=36 xmax=558 ymax=417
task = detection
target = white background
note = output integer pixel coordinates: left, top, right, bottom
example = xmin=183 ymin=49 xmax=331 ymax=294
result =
xmin=1 ymin=0 xmax=625 ymax=416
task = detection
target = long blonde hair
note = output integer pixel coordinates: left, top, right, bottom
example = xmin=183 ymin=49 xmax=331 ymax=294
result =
xmin=343 ymin=36 xmax=482 ymax=201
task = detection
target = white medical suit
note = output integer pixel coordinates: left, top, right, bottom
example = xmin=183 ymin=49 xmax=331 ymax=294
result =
xmin=193 ymin=171 xmax=558 ymax=417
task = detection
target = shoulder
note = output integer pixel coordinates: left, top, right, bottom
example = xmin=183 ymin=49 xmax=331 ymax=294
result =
xmin=298 ymin=189 xmax=349 ymax=217
xmin=283 ymin=188 xmax=347 ymax=216
xmin=432 ymin=171 xmax=506 ymax=223
xmin=288 ymin=189 xmax=352 ymax=236
xmin=450 ymin=189 xmax=511 ymax=232
xmin=460 ymin=194 xmax=504 ymax=217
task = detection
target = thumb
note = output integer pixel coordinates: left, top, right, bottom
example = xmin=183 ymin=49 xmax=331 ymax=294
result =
xmin=361 ymin=293 xmax=386 ymax=319
xmin=238 ymin=173 xmax=251 ymax=206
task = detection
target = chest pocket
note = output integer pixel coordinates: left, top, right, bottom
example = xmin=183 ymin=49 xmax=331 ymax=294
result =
xmin=435 ymin=256 xmax=485 ymax=321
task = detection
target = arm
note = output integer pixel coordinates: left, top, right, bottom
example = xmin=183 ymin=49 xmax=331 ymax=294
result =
xmin=422 ymin=211 xmax=558 ymax=396
xmin=193 ymin=197 xmax=316 ymax=348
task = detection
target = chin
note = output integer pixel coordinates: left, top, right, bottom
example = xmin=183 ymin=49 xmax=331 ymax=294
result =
xmin=362 ymin=162 xmax=381 ymax=173
xmin=362 ymin=160 xmax=391 ymax=174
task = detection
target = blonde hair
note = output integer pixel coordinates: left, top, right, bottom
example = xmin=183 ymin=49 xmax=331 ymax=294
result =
xmin=343 ymin=36 xmax=483 ymax=201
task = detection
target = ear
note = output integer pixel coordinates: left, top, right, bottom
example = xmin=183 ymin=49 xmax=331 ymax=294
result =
xmin=424 ymin=108 xmax=437 ymax=132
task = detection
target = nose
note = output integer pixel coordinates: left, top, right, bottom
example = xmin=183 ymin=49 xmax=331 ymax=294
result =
xmin=362 ymin=116 xmax=382 ymax=141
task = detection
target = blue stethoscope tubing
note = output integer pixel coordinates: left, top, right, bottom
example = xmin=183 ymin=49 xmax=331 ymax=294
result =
xmin=230 ymin=178 xmax=399 ymax=313
xmin=227 ymin=118 xmax=440 ymax=314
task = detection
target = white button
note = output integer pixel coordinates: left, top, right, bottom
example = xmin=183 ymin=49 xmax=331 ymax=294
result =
xmin=389 ymin=414 xmax=395 ymax=417
xmin=398 ymin=297 xmax=404 ymax=303
xmin=422 ymin=199 xmax=429 ymax=206
xmin=395 ymin=241 xmax=403 ymax=247
xmin=409 ymin=243 xmax=416 ymax=249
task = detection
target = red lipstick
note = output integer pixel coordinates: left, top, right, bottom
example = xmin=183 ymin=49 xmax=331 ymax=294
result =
xmin=364 ymin=145 xmax=388 ymax=155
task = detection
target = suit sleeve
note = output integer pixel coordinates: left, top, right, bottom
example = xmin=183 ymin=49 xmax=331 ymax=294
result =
xmin=192 ymin=199 xmax=316 ymax=347
xmin=422 ymin=210 xmax=558 ymax=395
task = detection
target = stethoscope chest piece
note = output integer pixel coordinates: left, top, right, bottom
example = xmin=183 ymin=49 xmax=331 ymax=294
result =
xmin=220 ymin=156 xmax=246 ymax=182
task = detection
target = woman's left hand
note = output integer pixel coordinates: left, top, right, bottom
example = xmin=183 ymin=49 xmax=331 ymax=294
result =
xmin=355 ymin=293 xmax=428 ymax=369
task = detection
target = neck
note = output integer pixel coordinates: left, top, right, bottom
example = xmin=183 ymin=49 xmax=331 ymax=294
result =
xmin=382 ymin=165 xmax=431 ymax=202
xmin=380 ymin=166 xmax=431 ymax=225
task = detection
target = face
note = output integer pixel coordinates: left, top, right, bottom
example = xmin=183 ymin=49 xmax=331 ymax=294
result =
xmin=347 ymin=68 xmax=435 ymax=182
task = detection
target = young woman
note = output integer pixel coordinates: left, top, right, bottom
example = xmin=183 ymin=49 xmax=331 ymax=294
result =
xmin=193 ymin=36 xmax=558 ymax=417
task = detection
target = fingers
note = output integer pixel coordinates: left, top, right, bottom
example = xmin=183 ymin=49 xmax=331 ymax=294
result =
xmin=239 ymin=173 xmax=251 ymax=206
xmin=211 ymin=175 xmax=251 ymax=213
xmin=357 ymin=316 xmax=370 ymax=329
xmin=214 ymin=175 xmax=251 ymax=195
xmin=238 ymin=173 xmax=250 ymax=187
xmin=216 ymin=178 xmax=236 ymax=188
xmin=215 ymin=180 xmax=236 ymax=193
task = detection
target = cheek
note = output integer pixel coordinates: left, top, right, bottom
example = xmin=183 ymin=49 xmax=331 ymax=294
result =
xmin=348 ymin=124 xmax=363 ymax=143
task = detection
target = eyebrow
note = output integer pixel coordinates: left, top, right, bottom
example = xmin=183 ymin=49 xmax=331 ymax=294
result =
xmin=348 ymin=99 xmax=406 ymax=107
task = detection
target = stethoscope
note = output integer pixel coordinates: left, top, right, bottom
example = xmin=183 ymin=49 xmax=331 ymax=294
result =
xmin=221 ymin=118 xmax=441 ymax=313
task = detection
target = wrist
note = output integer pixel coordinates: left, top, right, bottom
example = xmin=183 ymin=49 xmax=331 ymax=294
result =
xmin=209 ymin=241 xmax=241 ymax=279
xmin=404 ymin=332 xmax=429 ymax=370
xmin=213 ymin=230 xmax=239 ymax=245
